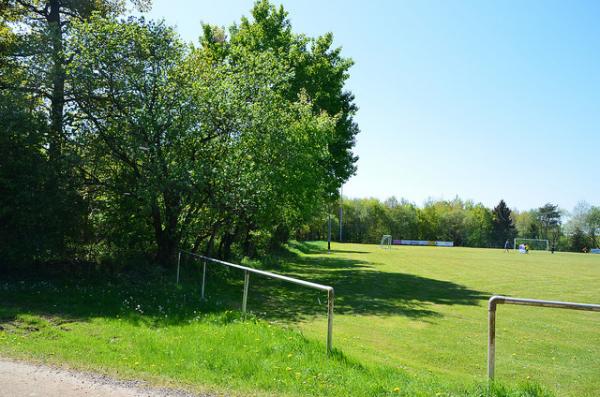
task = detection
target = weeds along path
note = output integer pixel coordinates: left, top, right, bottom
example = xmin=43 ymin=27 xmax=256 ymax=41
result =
xmin=0 ymin=358 xmax=210 ymax=397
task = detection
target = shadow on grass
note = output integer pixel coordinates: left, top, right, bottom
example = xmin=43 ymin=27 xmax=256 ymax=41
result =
xmin=0 ymin=241 xmax=487 ymax=328
xmin=287 ymin=240 xmax=370 ymax=255
xmin=240 ymin=255 xmax=487 ymax=321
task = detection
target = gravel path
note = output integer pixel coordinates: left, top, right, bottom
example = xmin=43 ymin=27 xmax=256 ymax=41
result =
xmin=0 ymin=358 xmax=213 ymax=397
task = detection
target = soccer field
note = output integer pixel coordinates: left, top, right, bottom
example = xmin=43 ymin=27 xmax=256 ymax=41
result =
xmin=255 ymin=242 xmax=600 ymax=396
xmin=2 ymin=242 xmax=599 ymax=397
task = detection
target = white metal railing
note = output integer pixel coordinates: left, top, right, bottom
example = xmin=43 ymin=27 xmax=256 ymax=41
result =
xmin=487 ymin=295 xmax=600 ymax=380
xmin=177 ymin=250 xmax=335 ymax=354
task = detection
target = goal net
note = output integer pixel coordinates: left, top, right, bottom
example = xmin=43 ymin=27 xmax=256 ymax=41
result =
xmin=380 ymin=235 xmax=392 ymax=249
xmin=514 ymin=238 xmax=549 ymax=251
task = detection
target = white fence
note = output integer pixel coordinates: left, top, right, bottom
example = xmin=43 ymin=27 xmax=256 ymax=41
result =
xmin=487 ymin=295 xmax=600 ymax=380
xmin=177 ymin=250 xmax=335 ymax=354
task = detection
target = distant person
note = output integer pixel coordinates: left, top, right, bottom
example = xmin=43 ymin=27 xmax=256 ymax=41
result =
xmin=583 ymin=246 xmax=588 ymax=254
xmin=504 ymin=240 xmax=510 ymax=252
xmin=525 ymin=244 xmax=529 ymax=254
xmin=551 ymin=244 xmax=555 ymax=254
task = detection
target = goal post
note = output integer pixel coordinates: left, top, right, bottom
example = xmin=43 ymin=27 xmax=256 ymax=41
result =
xmin=380 ymin=235 xmax=392 ymax=249
xmin=513 ymin=238 xmax=549 ymax=251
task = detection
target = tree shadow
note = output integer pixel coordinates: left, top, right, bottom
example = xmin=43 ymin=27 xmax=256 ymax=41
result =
xmin=286 ymin=240 xmax=370 ymax=255
xmin=240 ymin=255 xmax=487 ymax=321
xmin=0 ymin=244 xmax=488 ymax=329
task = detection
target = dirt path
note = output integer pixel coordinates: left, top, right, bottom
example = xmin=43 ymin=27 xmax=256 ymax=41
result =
xmin=0 ymin=358 xmax=212 ymax=397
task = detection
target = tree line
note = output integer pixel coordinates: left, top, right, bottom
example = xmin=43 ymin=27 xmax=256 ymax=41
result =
xmin=1 ymin=0 xmax=358 ymax=267
xmin=300 ymin=198 xmax=600 ymax=252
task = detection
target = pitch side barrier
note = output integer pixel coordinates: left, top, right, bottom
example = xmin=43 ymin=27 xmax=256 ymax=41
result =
xmin=393 ymin=239 xmax=454 ymax=247
xmin=177 ymin=250 xmax=335 ymax=354
xmin=487 ymin=295 xmax=600 ymax=380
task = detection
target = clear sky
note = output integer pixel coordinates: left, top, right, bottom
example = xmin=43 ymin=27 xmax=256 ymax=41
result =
xmin=143 ymin=0 xmax=600 ymax=211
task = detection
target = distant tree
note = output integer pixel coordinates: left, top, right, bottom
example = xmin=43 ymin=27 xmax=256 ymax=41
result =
xmin=464 ymin=204 xmax=493 ymax=247
xmin=388 ymin=200 xmax=419 ymax=241
xmin=586 ymin=207 xmax=600 ymax=248
xmin=491 ymin=200 xmax=516 ymax=247
xmin=569 ymin=227 xmax=589 ymax=252
xmin=514 ymin=209 xmax=540 ymax=239
xmin=564 ymin=201 xmax=591 ymax=235
xmin=384 ymin=196 xmax=399 ymax=209
xmin=537 ymin=203 xmax=562 ymax=247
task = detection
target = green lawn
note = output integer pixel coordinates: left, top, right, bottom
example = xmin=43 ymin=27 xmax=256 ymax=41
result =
xmin=1 ymin=242 xmax=598 ymax=396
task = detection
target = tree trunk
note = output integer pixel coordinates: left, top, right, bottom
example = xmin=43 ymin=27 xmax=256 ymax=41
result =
xmin=151 ymin=189 xmax=182 ymax=267
xmin=46 ymin=0 xmax=65 ymax=161
xmin=201 ymin=223 xmax=219 ymax=256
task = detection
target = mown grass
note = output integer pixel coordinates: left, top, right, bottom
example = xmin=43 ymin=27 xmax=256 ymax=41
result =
xmin=1 ymin=242 xmax=597 ymax=396
xmin=251 ymin=242 xmax=600 ymax=396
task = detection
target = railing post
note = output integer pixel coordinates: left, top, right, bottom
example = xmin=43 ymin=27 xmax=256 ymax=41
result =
xmin=177 ymin=251 xmax=335 ymax=355
xmin=327 ymin=288 xmax=334 ymax=355
xmin=242 ymin=270 xmax=250 ymax=314
xmin=176 ymin=251 xmax=181 ymax=285
xmin=485 ymin=295 xmax=600 ymax=381
xmin=201 ymin=260 xmax=207 ymax=300
xmin=488 ymin=297 xmax=498 ymax=381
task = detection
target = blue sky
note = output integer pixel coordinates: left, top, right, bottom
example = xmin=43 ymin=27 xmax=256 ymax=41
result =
xmin=144 ymin=0 xmax=600 ymax=211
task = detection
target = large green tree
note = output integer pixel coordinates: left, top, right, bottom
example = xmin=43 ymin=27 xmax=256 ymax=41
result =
xmin=201 ymin=1 xmax=358 ymax=231
xmin=1 ymin=0 xmax=150 ymax=265
xmin=229 ymin=0 xmax=358 ymax=188
xmin=68 ymin=16 xmax=336 ymax=264
xmin=2 ymin=0 xmax=150 ymax=158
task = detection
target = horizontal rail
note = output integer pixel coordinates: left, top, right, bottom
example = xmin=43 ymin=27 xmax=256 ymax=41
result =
xmin=490 ymin=295 xmax=600 ymax=312
xmin=180 ymin=250 xmax=333 ymax=292
xmin=488 ymin=295 xmax=600 ymax=380
xmin=178 ymin=250 xmax=334 ymax=354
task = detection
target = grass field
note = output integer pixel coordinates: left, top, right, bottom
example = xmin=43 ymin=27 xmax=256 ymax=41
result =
xmin=1 ymin=242 xmax=599 ymax=396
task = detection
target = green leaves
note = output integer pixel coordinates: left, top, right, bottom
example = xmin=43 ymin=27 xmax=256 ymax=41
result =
xmin=2 ymin=1 xmax=358 ymax=265
xmin=64 ymin=10 xmax=343 ymax=262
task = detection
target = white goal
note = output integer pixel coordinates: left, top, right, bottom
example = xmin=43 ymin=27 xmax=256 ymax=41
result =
xmin=513 ymin=238 xmax=549 ymax=251
xmin=380 ymin=235 xmax=392 ymax=249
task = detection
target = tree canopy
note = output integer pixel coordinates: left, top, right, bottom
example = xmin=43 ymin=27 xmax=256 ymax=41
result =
xmin=1 ymin=1 xmax=358 ymax=266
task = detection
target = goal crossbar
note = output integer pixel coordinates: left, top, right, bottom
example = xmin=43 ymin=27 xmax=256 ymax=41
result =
xmin=513 ymin=238 xmax=549 ymax=250
xmin=177 ymin=250 xmax=335 ymax=354
xmin=380 ymin=234 xmax=392 ymax=249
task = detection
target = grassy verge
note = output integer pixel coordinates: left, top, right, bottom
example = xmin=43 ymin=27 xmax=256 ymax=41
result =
xmin=0 ymin=257 xmax=550 ymax=397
